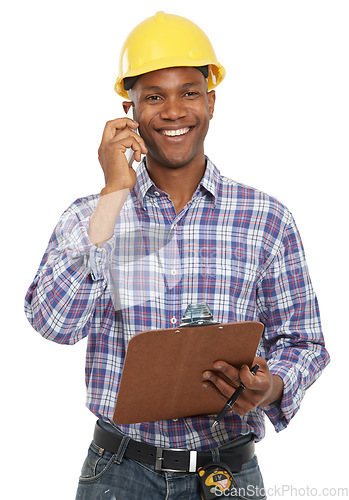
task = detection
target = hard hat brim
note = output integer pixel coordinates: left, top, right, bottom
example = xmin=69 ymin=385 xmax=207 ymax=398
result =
xmin=115 ymin=61 xmax=225 ymax=99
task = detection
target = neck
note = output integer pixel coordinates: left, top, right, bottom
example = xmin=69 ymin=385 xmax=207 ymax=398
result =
xmin=145 ymin=155 xmax=206 ymax=212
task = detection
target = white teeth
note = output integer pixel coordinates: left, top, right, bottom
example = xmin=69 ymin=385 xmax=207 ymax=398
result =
xmin=161 ymin=127 xmax=190 ymax=136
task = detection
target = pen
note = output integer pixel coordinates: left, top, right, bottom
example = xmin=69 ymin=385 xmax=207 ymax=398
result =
xmin=211 ymin=364 xmax=260 ymax=429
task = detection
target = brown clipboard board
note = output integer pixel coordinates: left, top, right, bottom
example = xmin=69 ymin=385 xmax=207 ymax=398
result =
xmin=113 ymin=321 xmax=264 ymax=424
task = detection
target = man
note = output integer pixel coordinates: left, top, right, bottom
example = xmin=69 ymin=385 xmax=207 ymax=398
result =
xmin=25 ymin=12 xmax=330 ymax=500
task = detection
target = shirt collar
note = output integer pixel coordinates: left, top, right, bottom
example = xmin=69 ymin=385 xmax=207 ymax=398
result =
xmin=133 ymin=156 xmax=220 ymax=208
xmin=133 ymin=160 xmax=154 ymax=207
xmin=200 ymin=157 xmax=220 ymax=200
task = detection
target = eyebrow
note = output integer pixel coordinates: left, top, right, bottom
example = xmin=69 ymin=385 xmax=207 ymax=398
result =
xmin=142 ymin=82 xmax=202 ymax=92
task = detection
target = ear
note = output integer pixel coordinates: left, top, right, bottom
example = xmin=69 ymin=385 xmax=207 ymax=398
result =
xmin=122 ymin=101 xmax=134 ymax=115
xmin=207 ymin=90 xmax=216 ymax=120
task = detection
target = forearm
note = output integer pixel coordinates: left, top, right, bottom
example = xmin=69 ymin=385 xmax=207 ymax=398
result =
xmin=88 ymin=187 xmax=130 ymax=247
xmin=89 ymin=115 xmax=147 ymax=247
xmin=25 ymin=198 xmax=115 ymax=344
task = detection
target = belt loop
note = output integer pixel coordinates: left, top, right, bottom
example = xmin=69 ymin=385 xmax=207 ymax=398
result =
xmin=115 ymin=435 xmax=131 ymax=465
xmin=211 ymin=447 xmax=220 ymax=462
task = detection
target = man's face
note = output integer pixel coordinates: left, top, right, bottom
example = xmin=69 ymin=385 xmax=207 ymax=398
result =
xmin=128 ymin=67 xmax=215 ymax=170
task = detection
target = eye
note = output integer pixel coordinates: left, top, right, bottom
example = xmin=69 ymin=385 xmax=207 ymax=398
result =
xmin=146 ymin=95 xmax=163 ymax=103
xmin=184 ymin=91 xmax=200 ymax=99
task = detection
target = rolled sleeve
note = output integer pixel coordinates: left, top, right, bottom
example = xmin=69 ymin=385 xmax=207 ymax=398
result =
xmin=265 ymin=351 xmax=328 ymax=431
xmin=24 ymin=195 xmax=117 ymax=344
xmin=257 ymin=212 xmax=330 ymax=431
xmin=85 ymin=235 xmax=116 ymax=281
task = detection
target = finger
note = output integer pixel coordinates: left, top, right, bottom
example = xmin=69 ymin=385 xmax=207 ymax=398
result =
xmin=203 ymin=376 xmax=263 ymax=416
xmin=202 ymin=370 xmax=237 ymax=399
xmin=212 ymin=361 xmax=241 ymax=386
xmin=119 ymin=137 xmax=148 ymax=162
xmin=202 ymin=381 xmax=231 ymax=403
xmin=239 ymin=365 xmax=261 ymax=390
xmin=116 ymin=136 xmax=145 ymax=159
xmin=239 ymin=358 xmax=268 ymax=390
xmin=100 ymin=118 xmax=139 ymax=144
xmin=202 ymin=382 xmax=258 ymax=415
xmin=230 ymin=396 xmax=257 ymax=415
xmin=108 ymin=129 xmax=148 ymax=155
xmin=98 ymin=137 xmax=143 ymax=171
xmin=99 ymin=136 xmax=147 ymax=164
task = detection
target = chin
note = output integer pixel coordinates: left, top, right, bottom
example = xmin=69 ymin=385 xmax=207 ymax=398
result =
xmin=162 ymin=158 xmax=193 ymax=169
xmin=148 ymin=148 xmax=201 ymax=170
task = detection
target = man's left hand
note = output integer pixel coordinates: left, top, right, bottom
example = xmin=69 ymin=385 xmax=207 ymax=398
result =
xmin=202 ymin=357 xmax=284 ymax=415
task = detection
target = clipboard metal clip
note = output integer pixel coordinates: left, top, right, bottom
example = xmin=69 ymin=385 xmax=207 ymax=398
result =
xmin=179 ymin=303 xmax=220 ymax=327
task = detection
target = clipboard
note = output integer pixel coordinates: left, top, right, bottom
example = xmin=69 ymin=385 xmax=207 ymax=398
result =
xmin=113 ymin=320 xmax=264 ymax=424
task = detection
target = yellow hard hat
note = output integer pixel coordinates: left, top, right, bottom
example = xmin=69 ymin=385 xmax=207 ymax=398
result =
xmin=114 ymin=11 xmax=226 ymax=99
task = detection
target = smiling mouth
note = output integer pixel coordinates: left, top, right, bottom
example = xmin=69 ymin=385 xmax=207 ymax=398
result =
xmin=159 ymin=127 xmax=191 ymax=137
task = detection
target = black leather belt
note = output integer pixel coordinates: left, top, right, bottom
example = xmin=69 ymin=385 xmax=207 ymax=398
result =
xmin=93 ymin=421 xmax=255 ymax=473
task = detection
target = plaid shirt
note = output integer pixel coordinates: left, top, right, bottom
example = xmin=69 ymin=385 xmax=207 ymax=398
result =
xmin=25 ymin=158 xmax=329 ymax=451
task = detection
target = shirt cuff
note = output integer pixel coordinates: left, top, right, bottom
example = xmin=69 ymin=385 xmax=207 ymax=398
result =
xmin=88 ymin=237 xmax=116 ymax=281
xmin=67 ymin=218 xmax=116 ymax=281
xmin=263 ymin=359 xmax=304 ymax=432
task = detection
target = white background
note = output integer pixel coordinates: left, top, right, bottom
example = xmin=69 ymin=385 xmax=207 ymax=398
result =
xmin=1 ymin=1 xmax=348 ymax=498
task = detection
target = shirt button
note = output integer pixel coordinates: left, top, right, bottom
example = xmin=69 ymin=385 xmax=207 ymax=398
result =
xmin=171 ymin=269 xmax=177 ymax=276
xmin=170 ymin=317 xmax=177 ymax=324
xmin=154 ymin=191 xmax=160 ymax=197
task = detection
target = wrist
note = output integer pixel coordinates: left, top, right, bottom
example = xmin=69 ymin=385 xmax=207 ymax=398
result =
xmin=101 ymin=185 xmax=131 ymax=196
xmin=260 ymin=375 xmax=284 ymax=407
xmin=269 ymin=375 xmax=284 ymax=405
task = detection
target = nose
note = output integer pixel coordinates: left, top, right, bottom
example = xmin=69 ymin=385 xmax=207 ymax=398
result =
xmin=160 ymin=97 xmax=187 ymax=121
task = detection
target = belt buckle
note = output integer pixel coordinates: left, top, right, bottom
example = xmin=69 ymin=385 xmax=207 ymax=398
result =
xmin=155 ymin=447 xmax=198 ymax=473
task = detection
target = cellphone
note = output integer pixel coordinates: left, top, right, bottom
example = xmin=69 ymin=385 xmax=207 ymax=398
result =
xmin=126 ymin=107 xmax=139 ymax=167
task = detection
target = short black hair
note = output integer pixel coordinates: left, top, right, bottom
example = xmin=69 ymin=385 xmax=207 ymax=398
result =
xmin=123 ymin=65 xmax=209 ymax=91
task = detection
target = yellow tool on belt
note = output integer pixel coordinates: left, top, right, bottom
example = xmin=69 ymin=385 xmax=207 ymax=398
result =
xmin=198 ymin=462 xmax=235 ymax=499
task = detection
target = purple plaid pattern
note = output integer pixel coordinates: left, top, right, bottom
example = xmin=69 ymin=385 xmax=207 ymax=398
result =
xmin=25 ymin=158 xmax=329 ymax=451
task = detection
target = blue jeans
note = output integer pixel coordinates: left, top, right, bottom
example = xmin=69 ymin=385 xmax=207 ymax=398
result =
xmin=75 ymin=422 xmax=266 ymax=500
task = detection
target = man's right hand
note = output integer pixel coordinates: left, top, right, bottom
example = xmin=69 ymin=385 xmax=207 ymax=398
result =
xmin=98 ymin=117 xmax=148 ymax=194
